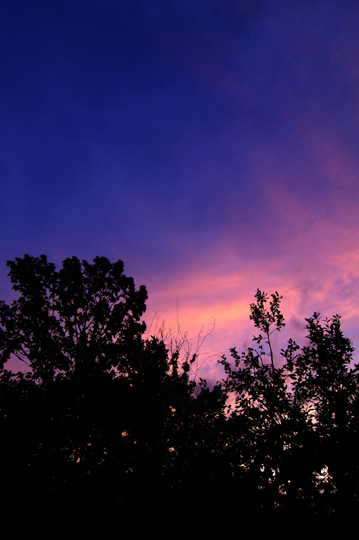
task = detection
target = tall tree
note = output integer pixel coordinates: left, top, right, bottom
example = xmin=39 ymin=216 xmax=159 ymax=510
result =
xmin=0 ymin=254 xmax=228 ymax=537
xmin=220 ymin=290 xmax=359 ymax=533
xmin=291 ymin=312 xmax=359 ymax=524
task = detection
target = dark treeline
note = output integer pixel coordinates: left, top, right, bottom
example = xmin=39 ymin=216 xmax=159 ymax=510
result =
xmin=1 ymin=255 xmax=358 ymax=538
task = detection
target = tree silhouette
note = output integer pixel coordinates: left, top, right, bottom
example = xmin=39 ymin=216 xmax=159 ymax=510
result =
xmin=0 ymin=254 xmax=148 ymax=382
xmin=0 ymin=254 xmax=228 ymax=537
xmin=1 ymin=259 xmax=358 ymax=536
xmin=220 ymin=290 xmax=359 ymax=535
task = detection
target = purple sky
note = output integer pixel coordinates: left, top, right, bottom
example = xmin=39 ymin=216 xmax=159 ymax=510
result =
xmin=2 ymin=0 xmax=359 ymax=381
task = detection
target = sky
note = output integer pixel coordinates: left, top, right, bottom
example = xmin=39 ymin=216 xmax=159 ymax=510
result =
xmin=1 ymin=0 xmax=359 ymax=382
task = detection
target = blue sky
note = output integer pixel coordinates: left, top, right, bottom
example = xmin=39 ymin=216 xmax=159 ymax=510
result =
xmin=2 ymin=0 xmax=359 ymax=380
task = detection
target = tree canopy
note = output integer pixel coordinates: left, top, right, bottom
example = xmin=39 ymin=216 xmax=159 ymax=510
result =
xmin=0 ymin=254 xmax=148 ymax=382
xmin=0 ymin=256 xmax=358 ymax=537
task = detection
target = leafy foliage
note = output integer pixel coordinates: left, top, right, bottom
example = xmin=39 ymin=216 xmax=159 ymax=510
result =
xmin=0 ymin=258 xmax=358 ymax=536
xmin=220 ymin=290 xmax=359 ymax=533
xmin=0 ymin=254 xmax=147 ymax=382
xmin=0 ymin=255 xmax=227 ymax=536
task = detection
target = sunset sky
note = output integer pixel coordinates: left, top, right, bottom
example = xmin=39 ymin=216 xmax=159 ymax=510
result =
xmin=2 ymin=0 xmax=359 ymax=381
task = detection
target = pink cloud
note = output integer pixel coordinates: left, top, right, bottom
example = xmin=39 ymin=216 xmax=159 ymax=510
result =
xmin=143 ymin=125 xmax=359 ymax=379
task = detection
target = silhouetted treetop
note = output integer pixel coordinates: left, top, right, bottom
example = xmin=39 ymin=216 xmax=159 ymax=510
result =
xmin=0 ymin=254 xmax=148 ymax=383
